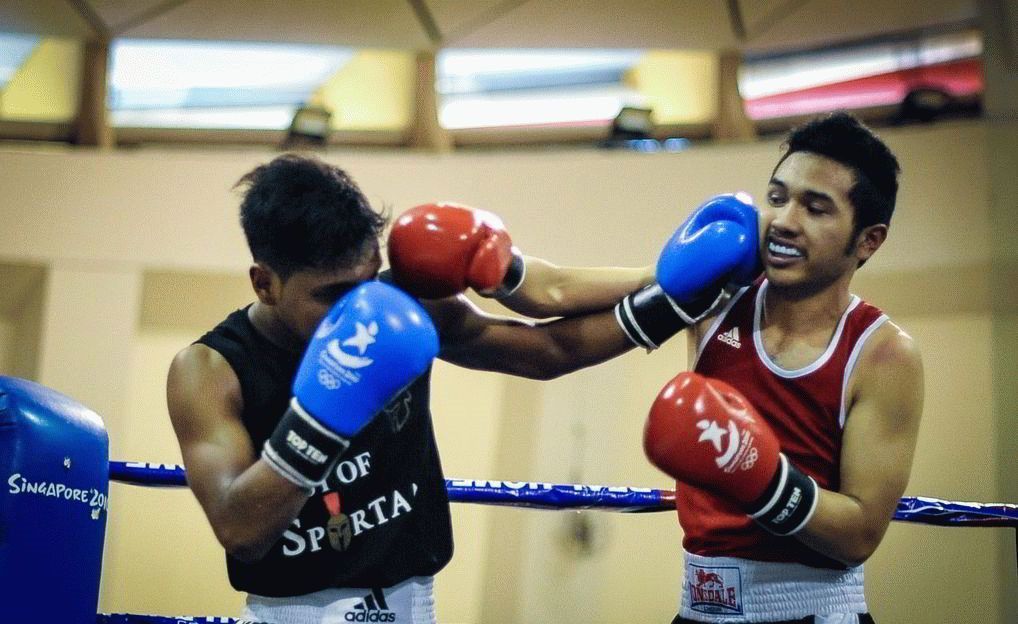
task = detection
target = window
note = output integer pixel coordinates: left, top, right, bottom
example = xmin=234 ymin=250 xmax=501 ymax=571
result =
xmin=437 ymin=49 xmax=646 ymax=129
xmin=108 ymin=39 xmax=354 ymax=129
xmin=0 ymin=33 xmax=38 ymax=89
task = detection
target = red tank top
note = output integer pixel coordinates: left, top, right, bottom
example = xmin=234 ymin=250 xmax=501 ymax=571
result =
xmin=683 ymin=279 xmax=888 ymax=568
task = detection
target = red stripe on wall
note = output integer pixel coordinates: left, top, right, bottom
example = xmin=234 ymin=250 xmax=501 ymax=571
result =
xmin=745 ymin=58 xmax=983 ymax=120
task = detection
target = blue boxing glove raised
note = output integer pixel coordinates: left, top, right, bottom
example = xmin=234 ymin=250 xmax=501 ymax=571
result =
xmin=616 ymin=193 xmax=761 ymax=350
xmin=262 ymin=281 xmax=439 ymax=490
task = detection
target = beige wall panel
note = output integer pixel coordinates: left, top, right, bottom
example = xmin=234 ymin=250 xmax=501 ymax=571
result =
xmin=0 ymin=121 xmax=995 ymax=276
xmin=10 ymin=276 xmax=46 ymax=379
xmin=0 ymin=319 xmax=16 ymax=374
xmin=0 ymin=263 xmax=47 ymax=379
xmin=35 ymin=264 xmax=141 ymax=447
xmin=0 ymin=149 xmax=256 ymax=271
xmin=429 ymin=359 xmax=504 ymax=624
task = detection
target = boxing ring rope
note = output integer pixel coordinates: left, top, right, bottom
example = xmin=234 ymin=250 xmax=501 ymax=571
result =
xmin=109 ymin=461 xmax=1018 ymax=523
xmin=100 ymin=460 xmax=1018 ymax=624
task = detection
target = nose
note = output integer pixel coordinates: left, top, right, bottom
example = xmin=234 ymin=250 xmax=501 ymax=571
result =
xmin=768 ymin=202 xmax=801 ymax=238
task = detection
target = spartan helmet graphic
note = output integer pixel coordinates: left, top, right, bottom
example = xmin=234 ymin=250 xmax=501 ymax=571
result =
xmin=328 ymin=513 xmax=353 ymax=552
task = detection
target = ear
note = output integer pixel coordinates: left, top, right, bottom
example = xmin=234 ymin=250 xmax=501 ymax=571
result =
xmin=249 ymin=263 xmax=281 ymax=305
xmin=854 ymin=224 xmax=888 ymax=264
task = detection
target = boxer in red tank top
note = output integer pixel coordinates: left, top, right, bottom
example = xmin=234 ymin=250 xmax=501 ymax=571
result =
xmin=643 ymin=113 xmax=924 ymax=624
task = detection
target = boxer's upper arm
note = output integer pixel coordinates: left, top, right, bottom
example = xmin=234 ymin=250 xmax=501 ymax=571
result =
xmin=797 ymin=322 xmax=924 ymax=564
xmin=167 ymin=345 xmax=316 ymax=560
xmin=166 ymin=344 xmax=255 ymax=524
xmin=840 ymin=323 xmax=924 ymax=531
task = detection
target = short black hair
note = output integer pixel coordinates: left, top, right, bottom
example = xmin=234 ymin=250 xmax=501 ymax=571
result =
xmin=235 ymin=154 xmax=387 ymax=279
xmin=777 ymin=112 xmax=901 ymax=233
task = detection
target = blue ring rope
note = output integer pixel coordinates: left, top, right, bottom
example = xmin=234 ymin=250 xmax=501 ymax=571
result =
xmin=109 ymin=461 xmax=1017 ymax=526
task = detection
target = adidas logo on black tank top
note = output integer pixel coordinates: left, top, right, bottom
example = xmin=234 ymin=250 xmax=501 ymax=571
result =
xmin=346 ymin=588 xmax=396 ymax=622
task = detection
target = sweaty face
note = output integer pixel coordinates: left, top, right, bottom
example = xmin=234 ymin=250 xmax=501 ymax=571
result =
xmin=760 ymin=152 xmax=862 ymax=295
xmin=275 ymin=244 xmax=383 ymax=343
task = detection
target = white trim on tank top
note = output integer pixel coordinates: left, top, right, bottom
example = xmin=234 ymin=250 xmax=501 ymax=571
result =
xmin=838 ymin=314 xmax=889 ymax=428
xmin=753 ymin=280 xmax=862 ymax=379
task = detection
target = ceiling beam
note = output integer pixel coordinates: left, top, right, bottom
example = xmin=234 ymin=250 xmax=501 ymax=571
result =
xmin=407 ymin=0 xmax=444 ymax=46
xmin=445 ymin=0 xmax=530 ymax=45
xmin=748 ymin=0 xmax=812 ymax=42
xmin=64 ymin=0 xmax=110 ymax=40
xmin=726 ymin=0 xmax=748 ymax=43
xmin=110 ymin=0 xmax=193 ymax=36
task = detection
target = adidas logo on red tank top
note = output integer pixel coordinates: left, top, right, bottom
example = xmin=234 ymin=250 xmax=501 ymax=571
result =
xmin=717 ymin=327 xmax=741 ymax=348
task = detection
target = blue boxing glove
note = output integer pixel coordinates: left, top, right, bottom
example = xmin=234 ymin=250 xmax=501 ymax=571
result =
xmin=656 ymin=192 xmax=760 ymax=299
xmin=262 ymin=281 xmax=439 ymax=490
xmin=616 ymin=193 xmax=761 ymax=350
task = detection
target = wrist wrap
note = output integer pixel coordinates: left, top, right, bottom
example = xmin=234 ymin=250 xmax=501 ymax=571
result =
xmin=262 ymin=398 xmax=350 ymax=491
xmin=749 ymin=454 xmax=819 ymax=536
xmin=615 ymin=283 xmax=724 ymax=350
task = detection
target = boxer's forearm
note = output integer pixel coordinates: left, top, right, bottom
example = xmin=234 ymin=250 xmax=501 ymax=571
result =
xmin=794 ymin=488 xmax=893 ymax=567
xmin=500 ymin=256 xmax=653 ymax=318
xmin=203 ymin=460 xmax=311 ymax=562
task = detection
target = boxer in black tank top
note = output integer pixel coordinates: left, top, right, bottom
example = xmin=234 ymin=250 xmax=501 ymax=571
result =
xmin=197 ymin=293 xmax=452 ymax=595
xmin=166 ymin=154 xmax=654 ymax=621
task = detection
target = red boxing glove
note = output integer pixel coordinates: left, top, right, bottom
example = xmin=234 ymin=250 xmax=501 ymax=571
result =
xmin=644 ymin=372 xmax=818 ymax=536
xmin=388 ymin=203 xmax=525 ymax=299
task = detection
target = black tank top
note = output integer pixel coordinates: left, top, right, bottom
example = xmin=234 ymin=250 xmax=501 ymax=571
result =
xmin=195 ymin=283 xmax=453 ymax=596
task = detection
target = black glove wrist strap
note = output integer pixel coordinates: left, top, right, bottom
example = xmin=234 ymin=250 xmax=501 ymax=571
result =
xmin=748 ymin=454 xmax=819 ymax=536
xmin=262 ymin=398 xmax=350 ymax=491
xmin=615 ymin=283 xmax=723 ymax=350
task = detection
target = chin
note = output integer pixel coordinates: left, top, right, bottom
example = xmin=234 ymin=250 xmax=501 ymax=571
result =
xmin=764 ymin=266 xmax=799 ymax=286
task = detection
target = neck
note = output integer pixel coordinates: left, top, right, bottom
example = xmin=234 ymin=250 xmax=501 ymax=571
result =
xmin=762 ymin=274 xmax=854 ymax=335
xmin=247 ymin=302 xmax=304 ymax=354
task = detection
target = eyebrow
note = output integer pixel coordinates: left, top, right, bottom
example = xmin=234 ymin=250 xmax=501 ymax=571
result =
xmin=768 ymin=177 xmax=835 ymax=205
xmin=310 ymin=281 xmax=362 ymax=298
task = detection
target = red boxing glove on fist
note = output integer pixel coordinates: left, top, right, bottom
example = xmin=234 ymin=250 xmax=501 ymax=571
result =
xmin=388 ymin=203 xmax=524 ymax=299
xmin=644 ymin=372 xmax=818 ymax=536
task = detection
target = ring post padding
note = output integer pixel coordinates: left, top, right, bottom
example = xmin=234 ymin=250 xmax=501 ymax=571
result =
xmin=0 ymin=376 xmax=110 ymax=624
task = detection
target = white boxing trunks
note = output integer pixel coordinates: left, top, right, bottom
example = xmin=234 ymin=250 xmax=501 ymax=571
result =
xmin=680 ymin=551 xmax=867 ymax=623
xmin=242 ymin=576 xmax=436 ymax=624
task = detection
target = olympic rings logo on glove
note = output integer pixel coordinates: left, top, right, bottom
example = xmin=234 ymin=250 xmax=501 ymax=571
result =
xmin=740 ymin=447 xmax=758 ymax=471
xmin=317 ymin=369 xmax=340 ymax=390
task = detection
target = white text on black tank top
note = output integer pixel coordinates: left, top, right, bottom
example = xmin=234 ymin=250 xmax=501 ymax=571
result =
xmin=278 ymin=450 xmax=419 ymax=557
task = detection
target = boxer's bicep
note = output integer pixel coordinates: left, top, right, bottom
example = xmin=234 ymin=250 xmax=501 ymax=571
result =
xmin=167 ymin=344 xmax=255 ymax=518
xmin=840 ymin=326 xmax=924 ymax=528
xmin=798 ymin=325 xmax=923 ymax=564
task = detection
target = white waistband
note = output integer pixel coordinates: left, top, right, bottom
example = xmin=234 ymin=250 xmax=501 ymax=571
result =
xmin=680 ymin=552 xmax=867 ymax=622
xmin=243 ymin=576 xmax=436 ymax=624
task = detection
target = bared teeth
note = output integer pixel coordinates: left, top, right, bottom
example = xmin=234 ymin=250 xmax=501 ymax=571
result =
xmin=768 ymin=241 xmax=802 ymax=257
